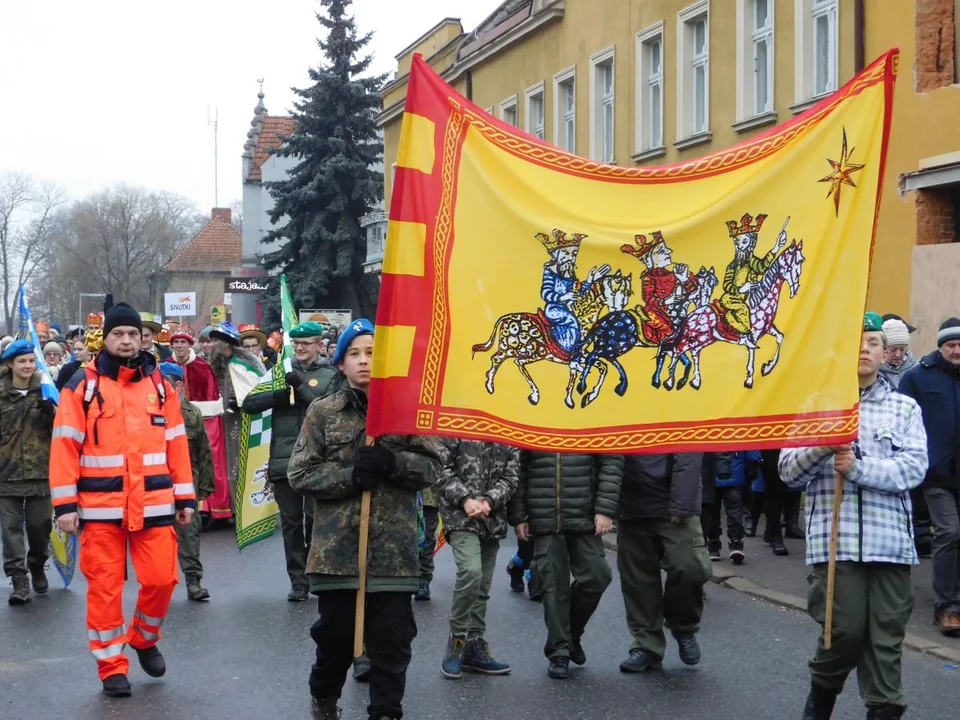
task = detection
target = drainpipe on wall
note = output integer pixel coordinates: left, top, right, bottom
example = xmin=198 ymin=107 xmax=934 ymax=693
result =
xmin=465 ymin=70 xmax=473 ymax=101
xmin=854 ymin=0 xmax=865 ymax=73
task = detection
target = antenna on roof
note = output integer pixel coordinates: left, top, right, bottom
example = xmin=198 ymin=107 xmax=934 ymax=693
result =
xmin=207 ymin=106 xmax=219 ymax=206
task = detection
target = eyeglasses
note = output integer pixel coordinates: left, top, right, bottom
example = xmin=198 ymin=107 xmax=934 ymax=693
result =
xmin=293 ymin=340 xmax=319 ymax=348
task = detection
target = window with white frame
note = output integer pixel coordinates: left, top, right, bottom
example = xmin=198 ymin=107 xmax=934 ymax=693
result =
xmin=525 ymin=83 xmax=545 ymax=140
xmin=636 ymin=23 xmax=665 ymax=155
xmin=553 ymin=67 xmax=576 ymax=153
xmin=736 ymin=0 xmax=775 ymax=122
xmin=500 ymin=96 xmax=518 ymax=126
xmin=677 ymin=2 xmax=710 ymax=142
xmin=795 ymin=0 xmax=837 ymax=104
xmin=590 ymin=47 xmax=615 ymax=162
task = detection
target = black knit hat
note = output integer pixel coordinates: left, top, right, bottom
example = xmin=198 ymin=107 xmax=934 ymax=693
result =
xmin=104 ymin=302 xmax=143 ymax=336
xmin=937 ymin=317 xmax=960 ymax=347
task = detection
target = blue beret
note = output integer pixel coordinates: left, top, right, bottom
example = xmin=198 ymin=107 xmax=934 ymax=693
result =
xmin=1 ymin=339 xmax=36 ymax=362
xmin=333 ymin=318 xmax=375 ymax=366
xmin=159 ymin=362 xmax=184 ymax=381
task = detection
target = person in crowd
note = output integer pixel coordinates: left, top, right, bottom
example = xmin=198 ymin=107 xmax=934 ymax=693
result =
xmin=900 ymin=317 xmax=960 ymax=636
xmin=159 ymin=362 xmax=214 ymax=602
xmin=51 ymin=302 xmax=196 ymax=697
xmin=242 ymin=321 xmax=337 ymax=602
xmin=759 ymin=449 xmax=791 ymax=555
xmin=416 ymin=485 xmax=440 ymax=601
xmin=287 ymin=318 xmax=442 ymax=720
xmin=781 ymin=311 xmax=927 ymax=720
xmin=745 ymin=454 xmax=765 ymax=538
xmin=505 ymin=537 xmax=540 ymax=600
xmin=0 ymin=340 xmax=55 ymax=605
xmin=139 ymin=313 xmax=172 ymax=361
xmin=73 ymin=338 xmax=92 ymax=365
xmin=198 ymin=326 xmax=215 ymax=360
xmin=436 ymin=439 xmax=518 ymax=679
xmin=57 ymin=329 xmax=103 ymax=391
xmin=617 ymin=451 xmax=710 ymax=672
xmin=35 ymin=321 xmax=50 ymax=346
xmin=509 ymin=451 xmax=622 ymax=679
xmin=43 ymin=341 xmax=64 ymax=380
xmin=239 ymin=324 xmax=276 ymax=371
xmin=701 ymin=452 xmax=749 ymax=564
xmin=325 ymin=339 xmax=337 ymax=365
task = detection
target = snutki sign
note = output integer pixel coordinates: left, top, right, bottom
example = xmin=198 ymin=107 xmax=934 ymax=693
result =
xmin=225 ymin=277 xmax=270 ymax=294
xmin=164 ymin=292 xmax=197 ymax=316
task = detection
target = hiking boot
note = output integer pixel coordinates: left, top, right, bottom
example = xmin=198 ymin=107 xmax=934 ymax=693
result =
xmin=506 ymin=559 xmax=525 ymax=593
xmin=287 ymin=584 xmax=309 ymax=602
xmin=569 ymin=638 xmax=586 ymax=666
xmin=801 ymin=686 xmax=838 ymax=720
xmin=414 ymin=581 xmax=431 ymax=602
xmin=865 ymin=704 xmax=905 ymax=720
xmin=310 ymin=697 xmax=341 ymax=720
xmin=30 ymin=565 xmax=49 ymax=594
xmin=441 ymin=632 xmax=467 ymax=679
xmin=547 ymin=656 xmax=569 ymax=679
xmin=186 ymin=575 xmax=210 ymax=602
xmin=673 ymin=632 xmax=701 ymax=666
xmin=462 ymin=636 xmax=511 ymax=675
xmin=936 ymin=609 xmax=960 ymax=637
xmin=708 ymin=542 xmax=722 ymax=562
xmin=8 ymin=573 xmax=30 ymax=605
xmin=728 ymin=541 xmax=745 ymax=565
xmin=134 ymin=645 xmax=166 ymax=678
xmin=770 ymin=536 xmax=789 ymax=556
xmin=353 ymin=655 xmax=371 ymax=682
xmin=102 ymin=673 xmax=132 ymax=698
xmin=619 ymin=648 xmax=662 ymax=673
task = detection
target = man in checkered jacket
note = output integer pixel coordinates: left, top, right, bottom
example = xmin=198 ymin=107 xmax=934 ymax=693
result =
xmin=779 ymin=311 xmax=928 ymax=720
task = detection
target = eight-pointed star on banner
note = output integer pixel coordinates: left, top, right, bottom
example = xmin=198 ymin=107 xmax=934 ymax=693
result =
xmin=819 ymin=127 xmax=866 ymax=216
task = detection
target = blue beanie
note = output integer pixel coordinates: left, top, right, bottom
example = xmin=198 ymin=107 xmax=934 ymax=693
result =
xmin=159 ymin=362 xmax=184 ymax=382
xmin=333 ymin=318 xmax=375 ymax=366
xmin=1 ymin=339 xmax=36 ymax=363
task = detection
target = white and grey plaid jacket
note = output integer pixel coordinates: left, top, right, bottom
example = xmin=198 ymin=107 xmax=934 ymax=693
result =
xmin=779 ymin=377 xmax=928 ymax=566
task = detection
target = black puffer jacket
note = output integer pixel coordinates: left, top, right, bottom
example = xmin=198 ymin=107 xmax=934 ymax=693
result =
xmin=509 ymin=452 xmax=624 ymax=536
xmin=619 ymin=453 xmax=703 ymax=521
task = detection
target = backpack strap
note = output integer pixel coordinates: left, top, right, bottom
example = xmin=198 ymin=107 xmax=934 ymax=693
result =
xmin=82 ymin=365 xmax=99 ymax=416
xmin=149 ymin=370 xmax=166 ymax=409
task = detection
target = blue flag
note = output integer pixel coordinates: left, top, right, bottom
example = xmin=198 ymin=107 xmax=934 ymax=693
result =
xmin=16 ymin=286 xmax=59 ymax=404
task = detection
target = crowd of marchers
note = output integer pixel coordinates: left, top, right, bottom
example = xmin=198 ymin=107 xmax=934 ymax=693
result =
xmin=1 ymin=307 xmax=959 ymax=720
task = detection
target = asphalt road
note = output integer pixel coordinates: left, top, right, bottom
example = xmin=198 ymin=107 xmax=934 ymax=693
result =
xmin=2 ymin=527 xmax=959 ymax=719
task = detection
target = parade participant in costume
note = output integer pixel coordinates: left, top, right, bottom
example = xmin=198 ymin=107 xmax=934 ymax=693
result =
xmin=781 ymin=312 xmax=927 ymax=720
xmin=620 ymin=232 xmax=698 ymax=345
xmin=209 ymin=322 xmax=265 ymax=511
xmin=35 ymin=321 xmax=50 ymax=346
xmin=51 ymin=302 xmax=195 ymax=697
xmin=241 ymin=321 xmax=338 ymax=602
xmin=170 ymin=325 xmax=231 ymax=520
xmin=240 ymin=324 xmax=277 ymax=371
xmin=287 ymin=319 xmax=442 ymax=720
xmin=538 ymin=229 xmax=610 ymax=358
xmin=717 ymin=213 xmax=787 ymax=346
xmin=139 ymin=312 xmax=172 ymax=361
xmin=160 ymin=362 xmax=215 ymax=602
xmin=0 ymin=340 xmax=55 ymax=605
xmin=509 ymin=451 xmax=622 ymax=679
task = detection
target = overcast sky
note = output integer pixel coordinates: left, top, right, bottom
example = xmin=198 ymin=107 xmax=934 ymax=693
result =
xmin=0 ymin=0 xmax=499 ymax=213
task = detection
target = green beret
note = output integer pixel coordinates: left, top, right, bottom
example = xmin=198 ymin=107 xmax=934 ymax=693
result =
xmin=863 ymin=311 xmax=884 ymax=332
xmin=289 ymin=321 xmax=325 ymax=339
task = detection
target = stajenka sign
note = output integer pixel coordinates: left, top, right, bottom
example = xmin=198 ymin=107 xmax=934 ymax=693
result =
xmin=225 ymin=277 xmax=270 ymax=294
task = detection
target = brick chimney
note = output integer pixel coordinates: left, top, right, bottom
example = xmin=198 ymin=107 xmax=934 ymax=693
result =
xmin=211 ymin=208 xmax=232 ymax=224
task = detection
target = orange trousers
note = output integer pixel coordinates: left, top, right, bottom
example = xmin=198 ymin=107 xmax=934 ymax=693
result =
xmin=79 ymin=524 xmax=178 ymax=680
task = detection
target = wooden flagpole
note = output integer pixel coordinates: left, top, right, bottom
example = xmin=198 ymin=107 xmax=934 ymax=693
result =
xmin=823 ymin=472 xmax=844 ymax=650
xmin=354 ymin=436 xmax=375 ymax=658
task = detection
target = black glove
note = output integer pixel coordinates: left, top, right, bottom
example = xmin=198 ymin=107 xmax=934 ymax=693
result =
xmin=285 ymin=372 xmax=303 ymax=389
xmin=352 ymin=445 xmax=397 ymax=492
xmin=39 ymin=399 xmax=57 ymax=419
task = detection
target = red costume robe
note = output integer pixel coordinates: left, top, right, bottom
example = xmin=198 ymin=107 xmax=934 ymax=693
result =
xmin=177 ymin=349 xmax=232 ymax=519
xmin=640 ymin=267 xmax=698 ymax=345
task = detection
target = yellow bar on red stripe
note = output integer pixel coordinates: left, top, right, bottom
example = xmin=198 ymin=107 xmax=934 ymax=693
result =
xmin=397 ymin=113 xmax=436 ymax=174
xmin=384 ymin=221 xmax=426 ymax=277
xmin=373 ymin=325 xmax=417 ymax=379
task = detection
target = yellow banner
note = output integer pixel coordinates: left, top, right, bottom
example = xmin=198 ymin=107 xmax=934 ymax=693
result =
xmin=368 ymin=51 xmax=898 ymax=452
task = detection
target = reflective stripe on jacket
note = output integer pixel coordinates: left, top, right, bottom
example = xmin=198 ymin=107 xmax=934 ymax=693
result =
xmin=49 ymin=351 xmax=195 ymax=530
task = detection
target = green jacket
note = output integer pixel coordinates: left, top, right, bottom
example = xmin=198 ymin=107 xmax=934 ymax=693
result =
xmin=436 ymin=439 xmax=520 ymax=541
xmin=181 ymin=400 xmax=215 ymax=500
xmin=241 ymin=358 xmax=339 ymax=483
xmin=287 ymin=384 xmax=442 ymax=593
xmin=509 ymin=452 xmax=624 ymax=536
xmin=0 ymin=372 xmax=54 ymax=497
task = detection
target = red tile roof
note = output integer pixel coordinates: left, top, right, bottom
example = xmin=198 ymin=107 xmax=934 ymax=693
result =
xmin=165 ymin=216 xmax=241 ymax=273
xmin=248 ymin=116 xmax=297 ymax=181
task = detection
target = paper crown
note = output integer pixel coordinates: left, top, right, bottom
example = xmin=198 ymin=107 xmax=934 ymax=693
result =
xmin=238 ymin=323 xmax=261 ymax=334
xmin=621 ymin=231 xmax=665 ymax=260
xmin=155 ymin=328 xmax=171 ymax=344
xmin=536 ymin=229 xmax=587 ymax=253
xmin=86 ymin=312 xmax=103 ymax=328
xmin=726 ymin=213 xmax=768 ymax=238
xmin=35 ymin=321 xmax=50 ymax=333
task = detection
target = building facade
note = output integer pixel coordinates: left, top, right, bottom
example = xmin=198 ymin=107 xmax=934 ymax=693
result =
xmin=379 ymin=0 xmax=960 ymax=346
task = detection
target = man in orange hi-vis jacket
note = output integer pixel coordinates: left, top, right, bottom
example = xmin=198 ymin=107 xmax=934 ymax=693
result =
xmin=50 ymin=301 xmax=195 ymax=698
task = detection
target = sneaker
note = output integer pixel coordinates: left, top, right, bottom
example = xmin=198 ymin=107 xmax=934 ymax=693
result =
xmin=30 ymin=565 xmax=49 ymax=595
xmin=728 ymin=542 xmax=745 ymax=565
xmin=102 ymin=673 xmax=131 ymax=698
xmin=310 ymin=697 xmax=341 ymax=720
xmin=673 ymin=632 xmax=701 ymax=666
xmin=462 ymin=636 xmax=511 ymax=675
xmin=287 ymin=584 xmax=309 ymax=602
xmin=619 ymin=648 xmax=662 ymax=673
xmin=415 ymin=581 xmax=431 ymax=602
xmin=441 ymin=632 xmax=467 ymax=679
xmin=186 ymin=575 xmax=210 ymax=602
xmin=707 ymin=543 xmax=722 ymax=562
xmin=569 ymin=638 xmax=586 ymax=666
xmin=352 ymin=655 xmax=371 ymax=682
xmin=770 ymin=537 xmax=789 ymax=556
xmin=134 ymin=645 xmax=166 ymax=678
xmin=506 ymin=559 xmax=525 ymax=593
xmin=8 ymin=573 xmax=30 ymax=605
xmin=744 ymin=517 xmax=758 ymax=538
xmin=547 ymin=656 xmax=569 ymax=679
